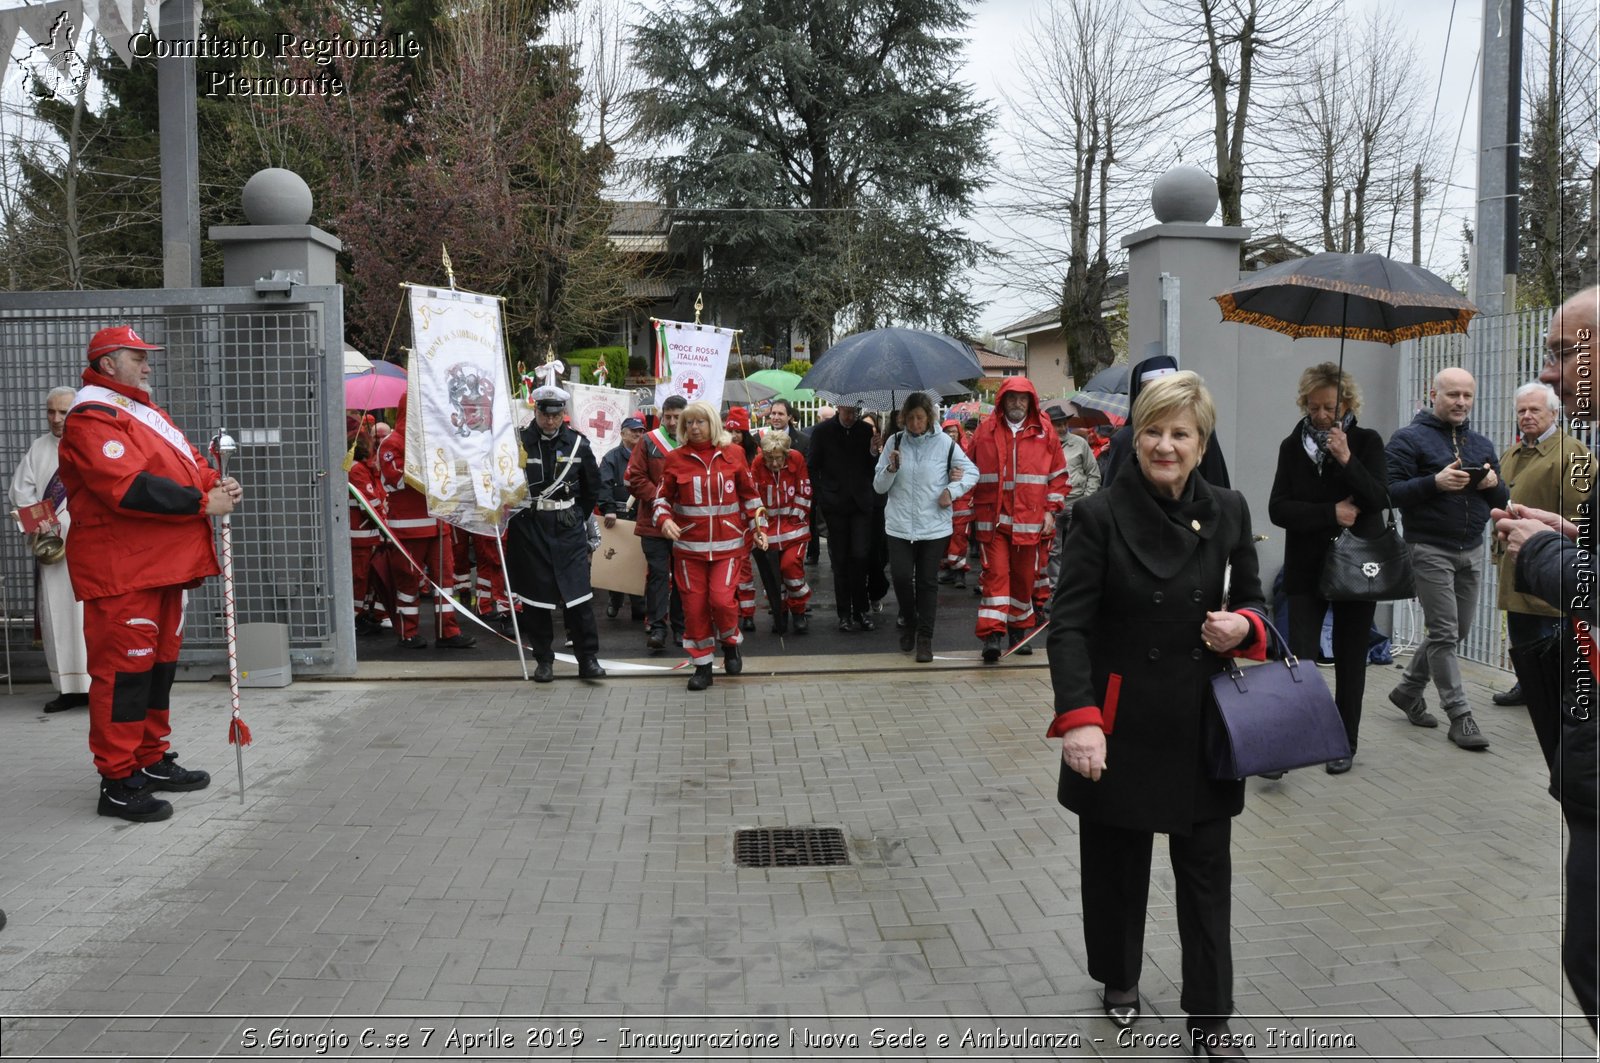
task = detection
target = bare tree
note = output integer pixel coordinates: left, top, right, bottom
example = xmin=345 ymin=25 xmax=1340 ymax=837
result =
xmin=993 ymin=0 xmax=1165 ymax=383
xmin=1144 ymin=0 xmax=1332 ymax=231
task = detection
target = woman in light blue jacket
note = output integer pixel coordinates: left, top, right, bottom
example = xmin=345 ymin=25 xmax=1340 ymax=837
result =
xmin=874 ymin=392 xmax=980 ymax=662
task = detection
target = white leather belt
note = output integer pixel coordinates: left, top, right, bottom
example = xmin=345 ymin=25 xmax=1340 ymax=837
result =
xmin=536 ymin=498 xmax=575 ymax=511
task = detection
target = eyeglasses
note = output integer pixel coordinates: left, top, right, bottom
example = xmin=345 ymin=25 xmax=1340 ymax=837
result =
xmin=1544 ymin=344 xmax=1591 ymax=366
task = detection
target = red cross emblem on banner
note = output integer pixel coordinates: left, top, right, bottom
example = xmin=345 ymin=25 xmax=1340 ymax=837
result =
xmin=681 ymin=378 xmax=700 ymax=397
xmin=588 ymin=409 xmax=615 ymax=435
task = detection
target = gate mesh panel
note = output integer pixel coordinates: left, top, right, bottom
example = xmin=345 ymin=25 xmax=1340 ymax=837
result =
xmin=0 ymin=288 xmax=352 ymax=676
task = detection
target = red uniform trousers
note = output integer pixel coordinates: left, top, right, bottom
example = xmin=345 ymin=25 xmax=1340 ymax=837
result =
xmin=975 ymin=533 xmax=1040 ymax=637
xmin=676 ymin=554 xmax=742 ymax=665
xmin=774 ymin=539 xmax=811 ymax=614
xmin=393 ymin=533 xmax=462 ymax=640
xmin=352 ymin=531 xmax=382 ymax=619
xmin=1032 ymin=533 xmax=1055 ymax=615
xmin=452 ymin=529 xmax=509 ymax=616
xmin=84 ymin=586 xmax=185 ymax=779
xmin=943 ymin=509 xmax=973 ymax=571
xmin=736 ymin=550 xmax=756 ymax=619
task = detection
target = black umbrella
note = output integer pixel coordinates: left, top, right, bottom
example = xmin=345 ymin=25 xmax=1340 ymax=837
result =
xmin=1068 ymin=363 xmax=1131 ymax=418
xmin=1214 ymin=252 xmax=1477 ymax=371
xmin=802 ymin=327 xmax=983 ymax=406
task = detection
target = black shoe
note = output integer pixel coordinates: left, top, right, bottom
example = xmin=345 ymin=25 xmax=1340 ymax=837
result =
xmin=1257 ymin=770 xmax=1286 ymax=780
xmin=1491 ymin=682 xmax=1526 ymax=706
xmin=772 ymin=612 xmax=789 ymax=635
xmin=981 ymin=633 xmax=1003 ymax=663
xmin=896 ymin=615 xmax=908 ymax=628
xmin=838 ymin=616 xmax=855 ymax=632
xmin=42 ymin=692 xmax=89 ymax=713
xmin=688 ymin=664 xmax=714 ymax=691
xmin=793 ymin=613 xmax=809 ymax=634
xmin=854 ymin=613 xmax=875 ymax=632
xmin=937 ymin=569 xmax=956 ymax=585
xmin=724 ymin=644 xmax=743 ymax=676
xmin=578 ymin=657 xmax=606 ymax=680
xmin=98 ymin=774 xmax=173 ymax=822
xmin=398 ymin=635 xmax=428 ymax=650
xmin=138 ymin=751 xmax=210 ymax=792
xmin=605 ymin=601 xmax=620 ymax=619
xmin=899 ymin=628 xmax=915 ymax=652
xmin=533 ymin=659 xmax=554 ymax=683
xmin=953 ymin=570 xmax=966 ymax=589
xmin=740 ymin=616 xmax=755 ymax=633
xmin=354 ymin=614 xmax=382 ymax=636
xmin=647 ymin=627 xmax=667 ymax=650
xmin=1314 ymin=655 xmax=1336 ymax=668
xmin=1325 ymin=757 xmax=1353 ymax=774
xmin=1101 ymin=986 xmax=1140 ymax=1029
xmin=1008 ymin=628 xmax=1034 ymax=656
xmin=914 ymin=634 xmax=933 ymax=663
xmin=435 ymin=633 xmax=477 ymax=649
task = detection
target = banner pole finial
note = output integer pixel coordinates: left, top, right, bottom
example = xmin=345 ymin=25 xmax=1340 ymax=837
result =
xmin=694 ymin=292 xmax=703 ymax=325
xmin=442 ymin=245 xmax=456 ymax=290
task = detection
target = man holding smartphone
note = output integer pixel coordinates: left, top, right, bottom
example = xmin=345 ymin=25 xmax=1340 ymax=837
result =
xmin=1385 ymin=367 xmax=1509 ymax=750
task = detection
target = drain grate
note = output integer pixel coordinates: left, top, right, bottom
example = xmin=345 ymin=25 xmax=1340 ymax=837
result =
xmin=733 ymin=827 xmax=850 ymax=868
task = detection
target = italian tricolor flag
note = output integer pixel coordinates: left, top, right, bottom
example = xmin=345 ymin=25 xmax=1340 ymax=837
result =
xmin=653 ymin=319 xmax=671 ymax=379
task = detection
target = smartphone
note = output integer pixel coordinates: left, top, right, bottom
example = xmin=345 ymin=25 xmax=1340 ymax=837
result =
xmin=1465 ymin=465 xmax=1490 ymax=486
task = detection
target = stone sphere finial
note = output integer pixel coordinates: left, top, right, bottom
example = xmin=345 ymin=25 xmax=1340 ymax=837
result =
xmin=1151 ymin=165 xmax=1218 ymax=224
xmin=241 ymin=168 xmax=313 ymax=226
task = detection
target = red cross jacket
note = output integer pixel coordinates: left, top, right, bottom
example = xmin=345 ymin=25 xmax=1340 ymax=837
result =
xmin=374 ymin=397 xmax=437 ymax=540
xmin=349 ymin=460 xmax=386 ymax=541
xmin=751 ymin=449 xmax=812 ymax=548
xmin=57 ymin=367 xmax=222 ymax=601
xmin=652 ymin=441 xmax=764 ymax=560
xmin=968 ymin=378 xmax=1069 ymax=545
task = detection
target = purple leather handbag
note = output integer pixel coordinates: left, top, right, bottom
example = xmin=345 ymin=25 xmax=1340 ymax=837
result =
xmin=1206 ymin=619 xmax=1351 ymax=779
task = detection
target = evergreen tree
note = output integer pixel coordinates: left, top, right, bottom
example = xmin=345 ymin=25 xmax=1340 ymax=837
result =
xmin=1518 ymin=89 xmax=1595 ymax=307
xmin=632 ymin=0 xmax=992 ymax=350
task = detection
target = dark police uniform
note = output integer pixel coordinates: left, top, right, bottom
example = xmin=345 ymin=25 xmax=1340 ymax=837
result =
xmin=506 ymin=401 xmax=604 ymax=681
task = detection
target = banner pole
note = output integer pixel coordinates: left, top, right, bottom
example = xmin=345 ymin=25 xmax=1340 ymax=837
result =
xmin=494 ymin=529 xmax=529 ymax=680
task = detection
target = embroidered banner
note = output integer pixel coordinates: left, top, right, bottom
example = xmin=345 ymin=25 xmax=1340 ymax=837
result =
xmin=652 ymin=318 xmax=734 ymax=411
xmin=568 ymin=383 xmax=636 ymax=459
xmin=404 ymin=284 xmax=527 ymax=534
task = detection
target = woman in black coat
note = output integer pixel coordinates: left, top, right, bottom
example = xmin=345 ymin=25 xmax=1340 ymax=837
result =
xmin=1267 ymin=363 xmax=1388 ymax=775
xmin=1047 ymin=371 xmax=1267 ymax=1059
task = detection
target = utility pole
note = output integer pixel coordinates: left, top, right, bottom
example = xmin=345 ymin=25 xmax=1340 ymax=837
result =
xmin=158 ymin=0 xmax=201 ymax=288
xmin=1471 ymin=0 xmax=1523 ymax=316
xmin=1413 ymin=164 xmax=1423 ymax=265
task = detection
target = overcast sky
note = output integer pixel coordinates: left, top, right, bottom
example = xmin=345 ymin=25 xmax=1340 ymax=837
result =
xmin=960 ymin=0 xmax=1485 ymax=334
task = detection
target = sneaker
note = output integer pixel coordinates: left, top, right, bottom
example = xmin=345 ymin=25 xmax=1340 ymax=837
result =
xmin=435 ymin=633 xmax=477 ymax=649
xmin=1448 ymin=712 xmax=1490 ymax=750
xmin=98 ymin=774 xmax=174 ymax=822
xmin=838 ymin=616 xmax=855 ymax=633
xmin=1388 ymin=687 xmax=1439 ymax=728
xmin=138 ymin=752 xmax=210 ymax=792
xmin=854 ymin=613 xmax=876 ymax=632
xmin=1315 ymin=655 xmax=1336 ymax=668
xmin=397 ymin=635 xmax=428 ymax=650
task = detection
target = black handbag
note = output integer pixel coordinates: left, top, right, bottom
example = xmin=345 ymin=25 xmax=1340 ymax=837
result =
xmin=1317 ymin=505 xmax=1416 ymax=602
xmin=1207 ymin=619 xmax=1351 ymax=779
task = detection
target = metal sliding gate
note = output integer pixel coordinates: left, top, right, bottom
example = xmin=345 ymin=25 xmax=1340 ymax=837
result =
xmin=0 ymin=286 xmax=355 ymax=678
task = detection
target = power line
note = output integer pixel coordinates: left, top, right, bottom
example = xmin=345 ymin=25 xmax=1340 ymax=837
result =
xmin=1431 ymin=42 xmax=1481 ymax=266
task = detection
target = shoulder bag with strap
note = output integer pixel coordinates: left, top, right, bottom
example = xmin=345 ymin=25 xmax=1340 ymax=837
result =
xmin=1316 ymin=494 xmax=1415 ymax=602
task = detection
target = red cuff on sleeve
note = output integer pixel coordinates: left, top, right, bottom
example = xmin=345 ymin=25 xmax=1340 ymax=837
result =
xmin=1046 ymin=706 xmax=1103 ymax=738
xmin=1222 ymin=610 xmax=1269 ymax=662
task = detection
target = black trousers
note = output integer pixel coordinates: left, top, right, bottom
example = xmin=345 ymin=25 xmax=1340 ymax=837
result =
xmin=1079 ymin=815 xmax=1234 ymax=1018
xmin=641 ymin=535 xmax=684 ymax=636
xmin=823 ymin=506 xmax=873 ymax=618
xmin=1508 ymin=611 xmax=1565 ymax=770
xmin=1568 ymin=816 xmax=1600 ymax=1031
xmin=752 ymin=547 xmax=782 ymax=612
xmin=1287 ymin=593 xmax=1376 ymax=754
xmin=523 ymin=602 xmax=598 ymax=662
xmin=887 ymin=535 xmax=948 ymax=637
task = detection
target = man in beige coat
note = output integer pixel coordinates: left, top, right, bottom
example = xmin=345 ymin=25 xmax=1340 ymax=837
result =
xmin=1491 ymin=381 xmax=1590 ymax=760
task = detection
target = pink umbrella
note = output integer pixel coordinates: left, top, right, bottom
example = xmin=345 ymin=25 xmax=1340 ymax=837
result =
xmin=344 ymin=361 xmax=407 ymax=410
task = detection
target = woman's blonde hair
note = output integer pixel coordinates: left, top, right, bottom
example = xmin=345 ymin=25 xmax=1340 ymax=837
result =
xmin=679 ymin=400 xmax=730 ymax=447
xmin=1131 ymin=370 xmax=1216 ymax=443
xmin=1295 ymin=361 xmax=1362 ymax=417
xmin=759 ymin=430 xmax=791 ymax=460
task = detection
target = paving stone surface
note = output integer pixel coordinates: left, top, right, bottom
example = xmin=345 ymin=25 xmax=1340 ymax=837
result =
xmin=0 ymin=651 xmax=1594 ymax=1061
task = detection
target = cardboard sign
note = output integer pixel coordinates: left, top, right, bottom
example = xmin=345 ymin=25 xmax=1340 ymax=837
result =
xmin=16 ymin=499 xmax=56 ymax=534
xmin=590 ymin=518 xmax=648 ymax=595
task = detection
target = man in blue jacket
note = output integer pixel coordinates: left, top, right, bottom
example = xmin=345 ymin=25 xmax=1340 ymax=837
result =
xmin=1386 ymin=367 xmax=1510 ymax=750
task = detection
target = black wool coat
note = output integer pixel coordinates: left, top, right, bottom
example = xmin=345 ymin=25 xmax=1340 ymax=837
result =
xmin=807 ymin=416 xmax=878 ymax=515
xmin=1046 ymin=470 xmax=1267 ymax=835
xmin=1266 ymin=420 xmax=1389 ymax=596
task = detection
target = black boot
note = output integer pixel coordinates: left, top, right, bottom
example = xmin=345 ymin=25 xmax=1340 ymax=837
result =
xmin=533 ymin=659 xmax=554 ymax=683
xmin=687 ymin=664 xmax=714 ymax=691
xmin=793 ymin=613 xmax=810 ymax=634
xmin=1008 ymin=627 xmax=1034 ymax=656
xmin=578 ymin=656 xmax=606 ymax=680
xmin=724 ymin=644 xmax=743 ymax=676
xmin=914 ymin=634 xmax=933 ymax=663
xmin=981 ymin=633 xmax=1004 ymax=663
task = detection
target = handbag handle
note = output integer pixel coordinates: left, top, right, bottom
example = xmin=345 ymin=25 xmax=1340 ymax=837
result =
xmin=1218 ymin=612 xmax=1300 ymax=680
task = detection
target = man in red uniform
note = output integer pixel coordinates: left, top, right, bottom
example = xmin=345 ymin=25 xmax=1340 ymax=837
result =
xmin=375 ymin=395 xmax=476 ymax=650
xmin=57 ymin=325 xmax=244 ymax=822
xmin=968 ymin=378 xmax=1069 ymax=662
xmin=347 ymin=425 xmax=387 ymax=635
xmin=627 ymin=394 xmax=687 ymax=650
